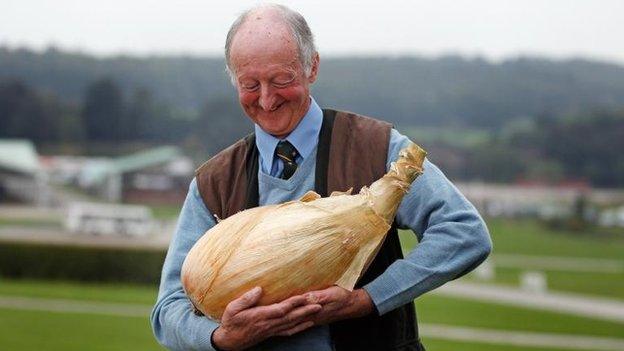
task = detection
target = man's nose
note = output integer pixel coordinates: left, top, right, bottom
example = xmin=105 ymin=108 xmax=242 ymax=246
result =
xmin=258 ymin=86 xmax=278 ymax=111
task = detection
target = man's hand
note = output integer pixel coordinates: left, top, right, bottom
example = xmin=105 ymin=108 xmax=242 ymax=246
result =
xmin=211 ymin=287 xmax=322 ymax=350
xmin=304 ymin=286 xmax=375 ymax=325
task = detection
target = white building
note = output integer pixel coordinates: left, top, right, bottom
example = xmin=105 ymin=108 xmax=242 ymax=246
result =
xmin=78 ymin=146 xmax=194 ymax=204
xmin=0 ymin=139 xmax=50 ymax=205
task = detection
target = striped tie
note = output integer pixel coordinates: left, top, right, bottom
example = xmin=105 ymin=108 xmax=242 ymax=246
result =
xmin=275 ymin=140 xmax=299 ymax=180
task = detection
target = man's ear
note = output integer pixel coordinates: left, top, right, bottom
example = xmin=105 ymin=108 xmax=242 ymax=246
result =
xmin=307 ymin=52 xmax=320 ymax=84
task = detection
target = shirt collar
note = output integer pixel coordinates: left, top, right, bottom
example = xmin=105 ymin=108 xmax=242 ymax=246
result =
xmin=254 ymin=97 xmax=323 ymax=174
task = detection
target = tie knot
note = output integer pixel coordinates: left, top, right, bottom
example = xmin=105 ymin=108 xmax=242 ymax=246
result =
xmin=275 ymin=140 xmax=299 ymax=163
xmin=275 ymin=140 xmax=299 ymax=179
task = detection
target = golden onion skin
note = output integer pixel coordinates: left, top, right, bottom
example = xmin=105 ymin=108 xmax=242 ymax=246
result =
xmin=181 ymin=142 xmax=426 ymax=320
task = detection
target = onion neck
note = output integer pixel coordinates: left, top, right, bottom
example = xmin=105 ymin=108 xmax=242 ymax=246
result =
xmin=366 ymin=143 xmax=427 ymax=223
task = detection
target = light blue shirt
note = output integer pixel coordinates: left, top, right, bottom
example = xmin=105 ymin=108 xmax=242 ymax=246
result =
xmin=151 ymin=98 xmax=492 ymax=350
xmin=255 ymin=97 xmax=323 ymax=177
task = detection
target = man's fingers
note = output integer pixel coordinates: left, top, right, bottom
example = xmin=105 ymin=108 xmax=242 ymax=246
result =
xmin=305 ymin=290 xmax=331 ymax=305
xmin=305 ymin=292 xmax=321 ymax=304
xmin=275 ymin=321 xmax=315 ymax=337
xmin=225 ymin=286 xmax=263 ymax=316
xmin=284 ymin=303 xmax=322 ymax=322
xmin=305 ymin=286 xmax=344 ymax=305
xmin=281 ymin=294 xmax=310 ymax=308
xmin=258 ymin=295 xmax=308 ymax=319
xmin=267 ymin=303 xmax=321 ymax=331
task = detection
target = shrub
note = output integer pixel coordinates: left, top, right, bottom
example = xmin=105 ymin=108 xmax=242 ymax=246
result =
xmin=0 ymin=241 xmax=166 ymax=284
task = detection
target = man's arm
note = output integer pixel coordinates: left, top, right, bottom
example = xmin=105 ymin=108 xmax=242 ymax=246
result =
xmin=362 ymin=129 xmax=492 ymax=315
xmin=150 ymin=178 xmax=321 ymax=350
xmin=304 ymin=129 xmax=491 ymax=323
xmin=150 ymin=178 xmax=221 ymax=350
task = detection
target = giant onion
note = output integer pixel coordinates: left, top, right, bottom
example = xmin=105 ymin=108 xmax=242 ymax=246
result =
xmin=181 ymin=142 xmax=427 ymax=320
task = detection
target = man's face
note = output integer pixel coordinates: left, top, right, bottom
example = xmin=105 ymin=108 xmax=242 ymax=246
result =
xmin=229 ymin=19 xmax=318 ymax=139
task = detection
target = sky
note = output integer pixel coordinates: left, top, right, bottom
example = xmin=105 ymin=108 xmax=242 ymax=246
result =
xmin=1 ymin=0 xmax=623 ymax=64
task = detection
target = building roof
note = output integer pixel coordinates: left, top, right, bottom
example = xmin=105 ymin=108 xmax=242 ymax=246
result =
xmin=80 ymin=146 xmax=183 ymax=185
xmin=0 ymin=139 xmax=40 ymax=175
xmin=113 ymin=146 xmax=181 ymax=174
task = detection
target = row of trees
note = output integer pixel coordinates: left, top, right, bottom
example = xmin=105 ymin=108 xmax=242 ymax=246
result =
xmin=5 ymin=47 xmax=624 ymax=130
xmin=2 ymin=76 xmax=623 ymax=187
xmin=0 ymin=78 xmax=249 ymax=155
xmin=0 ymin=80 xmax=73 ymax=142
xmin=422 ymin=110 xmax=624 ymax=187
xmin=1 ymin=78 xmax=180 ymax=143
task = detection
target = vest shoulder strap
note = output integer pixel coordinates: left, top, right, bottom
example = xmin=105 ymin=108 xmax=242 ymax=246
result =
xmin=328 ymin=110 xmax=392 ymax=194
xmin=195 ymin=137 xmax=250 ymax=220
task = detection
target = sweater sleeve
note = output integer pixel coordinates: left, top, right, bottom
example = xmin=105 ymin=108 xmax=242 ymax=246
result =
xmin=150 ymin=178 xmax=221 ymax=350
xmin=363 ymin=129 xmax=492 ymax=315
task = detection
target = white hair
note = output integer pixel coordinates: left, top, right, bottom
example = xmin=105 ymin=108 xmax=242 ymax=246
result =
xmin=224 ymin=4 xmax=317 ymax=84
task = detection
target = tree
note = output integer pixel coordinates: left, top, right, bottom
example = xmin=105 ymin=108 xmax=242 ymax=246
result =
xmin=82 ymin=78 xmax=124 ymax=142
xmin=126 ymin=87 xmax=153 ymax=140
xmin=0 ymin=79 xmax=64 ymax=142
xmin=195 ymin=95 xmax=251 ymax=155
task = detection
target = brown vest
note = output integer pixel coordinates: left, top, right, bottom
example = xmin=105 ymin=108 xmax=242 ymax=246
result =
xmin=195 ymin=109 xmax=424 ymax=351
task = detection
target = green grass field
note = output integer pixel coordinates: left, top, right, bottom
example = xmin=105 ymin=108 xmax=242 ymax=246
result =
xmin=1 ymin=279 xmax=622 ymax=339
xmin=416 ymin=294 xmax=624 ymax=338
xmin=421 ymin=339 xmax=590 ymax=351
xmin=1 ymin=218 xmax=623 ymax=350
xmin=1 ymin=277 xmax=622 ymax=350
xmin=146 ymin=204 xmax=182 ymax=220
xmin=400 ymin=218 xmax=624 ymax=299
xmin=0 ymin=279 xmax=157 ymax=304
xmin=489 ymin=266 xmax=624 ymax=299
xmin=0 ymin=217 xmax=63 ymax=228
xmin=0 ymin=308 xmax=160 ymax=351
xmin=399 ymin=218 xmax=624 ymax=260
xmin=484 ymin=219 xmax=624 ymax=259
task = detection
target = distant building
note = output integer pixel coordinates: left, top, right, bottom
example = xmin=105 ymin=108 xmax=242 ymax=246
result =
xmin=0 ymin=139 xmax=50 ymax=205
xmin=456 ymin=182 xmax=624 ymax=225
xmin=65 ymin=201 xmax=154 ymax=237
xmin=78 ymin=146 xmax=194 ymax=204
xmin=39 ymin=155 xmax=104 ymax=186
xmin=599 ymin=206 xmax=624 ymax=228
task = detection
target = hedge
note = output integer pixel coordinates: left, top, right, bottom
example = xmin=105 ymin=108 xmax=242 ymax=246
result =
xmin=0 ymin=241 xmax=167 ymax=284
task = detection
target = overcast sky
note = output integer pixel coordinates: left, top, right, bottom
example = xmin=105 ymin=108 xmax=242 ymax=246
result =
xmin=1 ymin=0 xmax=623 ymax=64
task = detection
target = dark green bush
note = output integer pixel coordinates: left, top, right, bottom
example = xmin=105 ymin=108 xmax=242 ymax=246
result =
xmin=0 ymin=241 xmax=167 ymax=284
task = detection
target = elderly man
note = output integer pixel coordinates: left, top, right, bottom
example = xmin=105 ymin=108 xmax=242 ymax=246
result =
xmin=151 ymin=4 xmax=491 ymax=351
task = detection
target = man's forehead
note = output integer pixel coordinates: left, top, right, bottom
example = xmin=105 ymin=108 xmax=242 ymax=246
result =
xmin=233 ymin=16 xmax=293 ymax=48
xmin=230 ymin=22 xmax=298 ymax=64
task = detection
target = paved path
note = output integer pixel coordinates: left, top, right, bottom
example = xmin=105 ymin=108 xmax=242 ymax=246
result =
xmin=435 ymin=281 xmax=624 ymax=323
xmin=2 ymin=295 xmax=623 ymax=350
xmin=492 ymin=254 xmax=624 ymax=273
xmin=0 ymin=205 xmax=64 ymax=221
xmin=0 ymin=295 xmax=151 ymax=317
xmin=0 ymin=225 xmax=172 ymax=249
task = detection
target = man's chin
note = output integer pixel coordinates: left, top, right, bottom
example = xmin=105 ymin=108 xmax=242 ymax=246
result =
xmin=256 ymin=118 xmax=292 ymax=136
xmin=265 ymin=128 xmax=291 ymax=139
xmin=256 ymin=122 xmax=291 ymax=138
